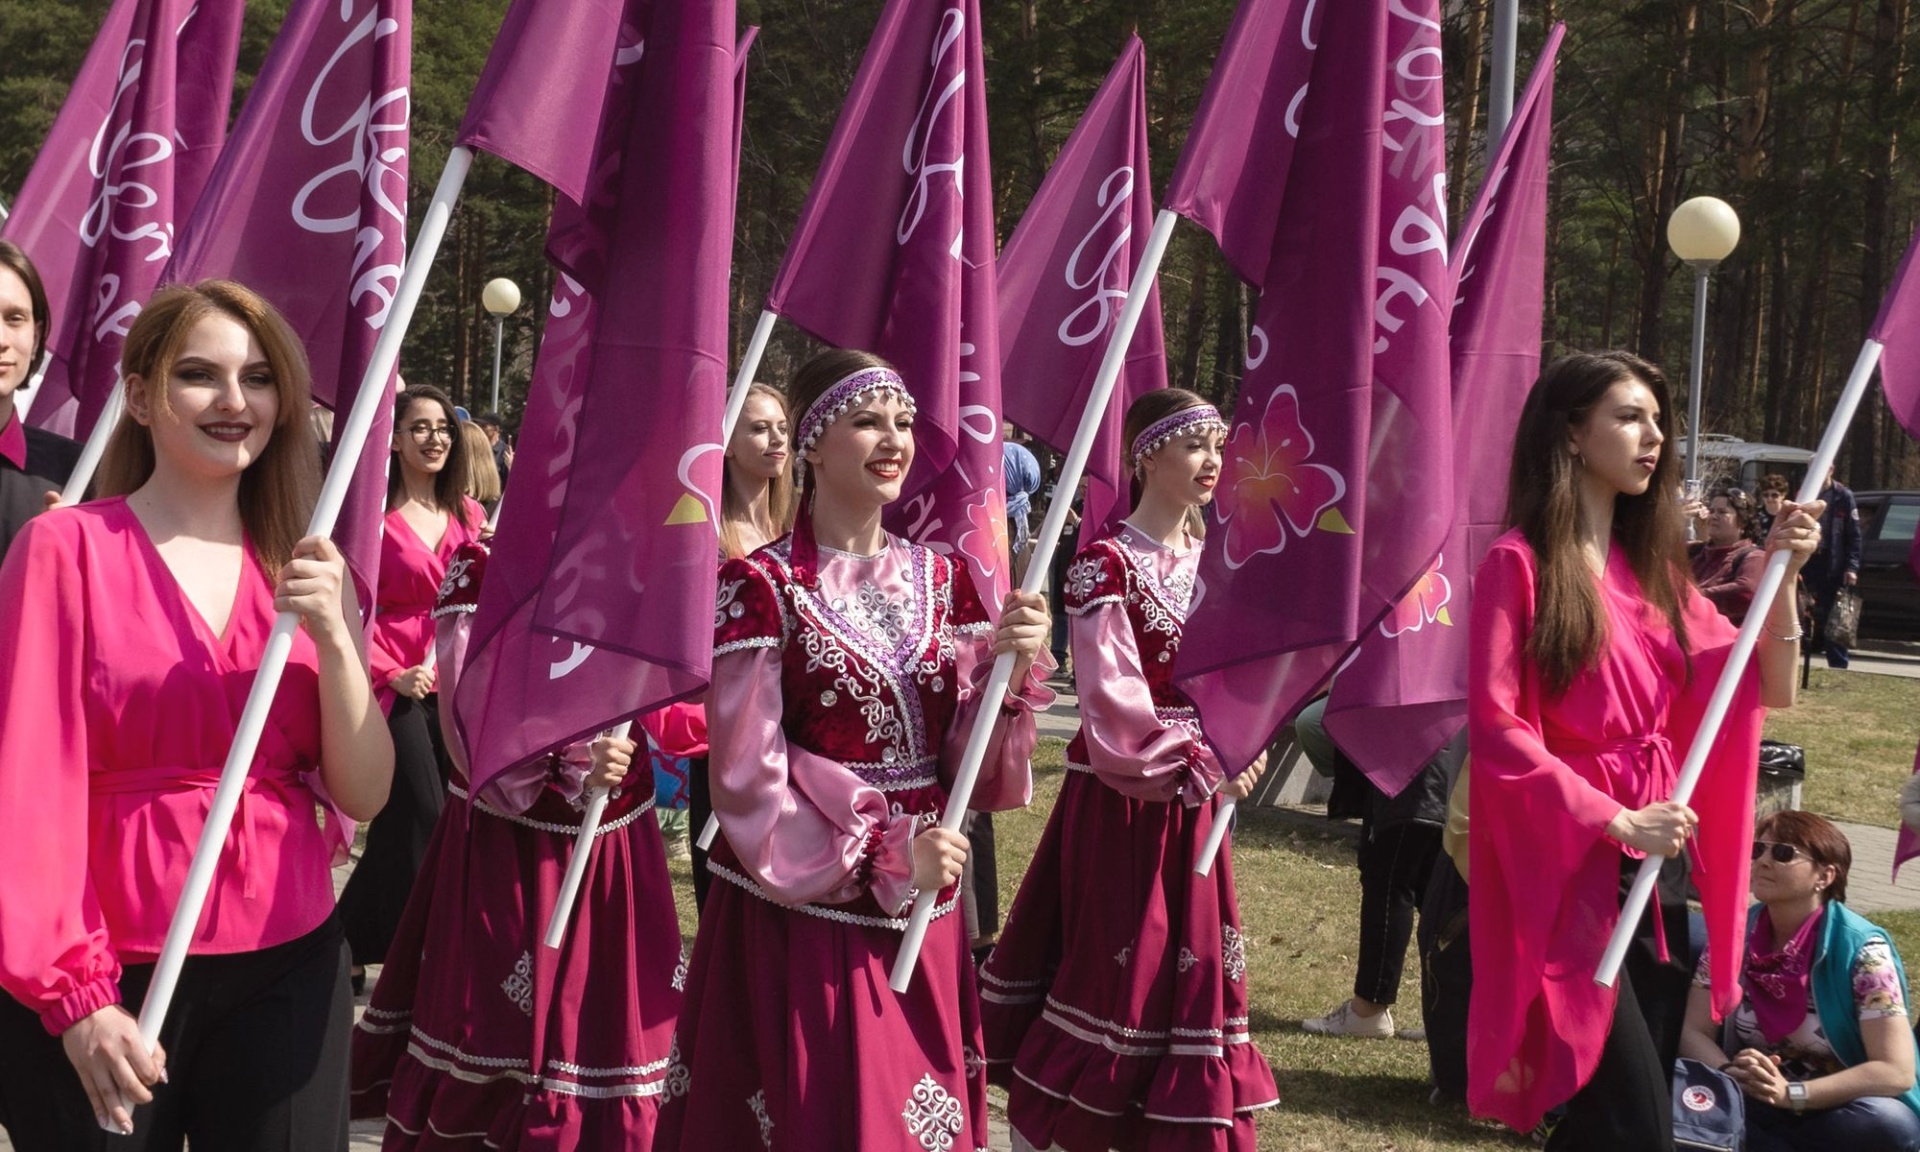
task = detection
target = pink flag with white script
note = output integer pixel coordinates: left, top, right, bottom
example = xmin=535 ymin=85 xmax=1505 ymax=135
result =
xmin=163 ymin=0 xmax=411 ymax=616
xmin=1324 ymin=25 xmax=1564 ymax=796
xmin=998 ymin=34 xmax=1167 ymax=541
xmin=1167 ymin=0 xmax=1456 ymax=772
xmin=455 ymin=0 xmax=739 ymax=805
xmin=5 ymin=0 xmax=243 ymax=439
xmin=763 ymin=0 xmax=1008 ymax=613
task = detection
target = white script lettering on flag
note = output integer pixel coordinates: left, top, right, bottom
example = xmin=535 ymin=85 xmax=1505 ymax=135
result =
xmin=898 ymin=4 xmax=966 ymax=257
xmin=1057 ymin=167 xmax=1136 ymax=348
xmin=84 ymin=35 xmax=174 ymax=344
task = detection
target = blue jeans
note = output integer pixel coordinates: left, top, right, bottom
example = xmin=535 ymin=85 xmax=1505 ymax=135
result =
xmin=1747 ymin=1095 xmax=1920 ymax=1151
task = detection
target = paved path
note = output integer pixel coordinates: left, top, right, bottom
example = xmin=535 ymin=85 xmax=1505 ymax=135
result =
xmin=1847 ymin=648 xmax=1920 ymax=679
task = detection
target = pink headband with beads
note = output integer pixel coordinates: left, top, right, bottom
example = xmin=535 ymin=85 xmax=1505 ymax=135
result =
xmin=793 ymin=366 xmax=915 ymax=458
xmin=1130 ymin=404 xmax=1226 ymax=468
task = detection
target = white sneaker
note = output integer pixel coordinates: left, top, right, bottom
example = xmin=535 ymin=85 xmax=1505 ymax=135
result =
xmin=1302 ymin=999 xmax=1395 ymax=1038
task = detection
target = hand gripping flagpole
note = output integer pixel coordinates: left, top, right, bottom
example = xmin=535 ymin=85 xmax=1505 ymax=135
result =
xmin=546 ymin=312 xmax=777 ymax=947
xmin=888 ymin=209 xmax=1180 ymax=994
xmin=103 ymin=147 xmax=476 ymax=1133
xmin=1595 ymin=337 xmax=1884 ymax=988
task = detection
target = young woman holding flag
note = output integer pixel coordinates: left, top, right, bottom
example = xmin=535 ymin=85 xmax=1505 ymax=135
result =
xmin=978 ymin=387 xmax=1278 ymax=1152
xmin=654 ymin=349 xmax=1052 ymax=1152
xmin=1468 ymin=351 xmax=1822 ymax=1150
xmin=0 ymin=281 xmax=392 ymax=1149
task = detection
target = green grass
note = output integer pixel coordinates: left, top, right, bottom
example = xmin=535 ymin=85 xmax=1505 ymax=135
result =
xmin=663 ymin=713 xmax=1920 ymax=1150
xmin=1764 ymin=668 xmax=1920 ymax=827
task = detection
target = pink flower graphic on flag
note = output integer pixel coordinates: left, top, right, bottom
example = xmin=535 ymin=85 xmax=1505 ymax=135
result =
xmin=1216 ymin=383 xmax=1347 ymax=569
xmin=1378 ymin=553 xmax=1453 ymax=637
xmin=954 ymin=486 xmax=1008 ymax=583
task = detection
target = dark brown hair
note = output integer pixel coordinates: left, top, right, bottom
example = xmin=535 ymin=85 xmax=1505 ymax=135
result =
xmin=1122 ymin=387 xmax=1214 ymax=536
xmin=0 ymin=240 xmax=51 ymax=374
xmin=1506 ymin=351 xmax=1690 ymax=695
xmin=1761 ymin=472 xmax=1790 ymax=496
xmin=1755 ymin=810 xmax=1851 ymax=904
xmin=387 ymin=385 xmax=475 ymax=528
xmin=721 ymin=382 xmax=796 ymax=560
xmin=98 ymin=281 xmax=322 ymax=578
xmin=1710 ymin=486 xmax=1758 ymax=534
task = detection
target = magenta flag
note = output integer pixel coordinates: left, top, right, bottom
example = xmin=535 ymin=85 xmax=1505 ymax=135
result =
xmin=456 ymin=0 xmax=634 ymax=205
xmin=1324 ymin=25 xmax=1564 ymax=795
xmin=1869 ymin=226 xmax=1920 ymax=875
xmin=998 ymin=34 xmax=1166 ymax=540
xmin=763 ymin=0 xmax=1008 ymax=613
xmin=163 ymin=0 xmax=411 ymax=613
xmin=4 ymin=0 xmax=244 ymax=439
xmin=1169 ymin=0 xmax=1456 ymax=772
xmin=454 ymin=0 xmax=737 ymax=803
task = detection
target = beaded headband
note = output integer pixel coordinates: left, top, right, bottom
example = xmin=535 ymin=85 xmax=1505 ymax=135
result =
xmin=1130 ymin=404 xmax=1226 ymax=468
xmin=793 ymin=366 xmax=916 ymax=458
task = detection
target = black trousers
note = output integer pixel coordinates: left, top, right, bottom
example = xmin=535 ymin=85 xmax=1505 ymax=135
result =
xmin=688 ymin=755 xmax=713 ymax=912
xmin=0 ymin=917 xmax=352 ymax=1152
xmin=1548 ymin=854 xmax=1693 ymax=1152
xmin=338 ymin=693 xmax=448 ymax=965
xmin=1353 ymin=819 xmax=1442 ymax=1005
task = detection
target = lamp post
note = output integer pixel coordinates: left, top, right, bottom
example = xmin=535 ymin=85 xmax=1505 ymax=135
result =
xmin=1666 ymin=197 xmax=1741 ymax=487
xmin=481 ymin=277 xmax=522 ymax=414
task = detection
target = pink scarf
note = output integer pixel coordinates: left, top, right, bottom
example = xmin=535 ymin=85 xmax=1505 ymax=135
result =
xmin=1743 ymin=906 xmax=1824 ymax=1044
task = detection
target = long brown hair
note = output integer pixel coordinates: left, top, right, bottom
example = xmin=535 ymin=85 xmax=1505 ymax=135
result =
xmin=386 ymin=384 xmax=474 ymax=528
xmin=460 ymin=420 xmax=502 ymax=506
xmin=720 ymin=381 xmax=796 ymax=559
xmin=1506 ymin=351 xmax=1690 ymax=695
xmin=1122 ymin=387 xmax=1212 ymax=538
xmin=98 ymin=280 xmax=322 ymax=578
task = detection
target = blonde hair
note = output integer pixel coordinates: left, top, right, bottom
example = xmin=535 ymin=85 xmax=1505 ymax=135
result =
xmin=720 ymin=382 xmax=796 ymax=559
xmin=461 ymin=420 xmax=502 ymax=506
xmin=98 ymin=280 xmax=322 ymax=578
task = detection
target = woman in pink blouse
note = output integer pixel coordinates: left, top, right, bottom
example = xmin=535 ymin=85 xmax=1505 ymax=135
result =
xmin=336 ymin=384 xmax=483 ymax=989
xmin=978 ymin=388 xmax=1278 ymax=1151
xmin=1468 ymin=352 xmax=1821 ymax=1151
xmin=0 ymin=281 xmax=392 ymax=1148
xmin=651 ymin=349 xmax=1052 ymax=1152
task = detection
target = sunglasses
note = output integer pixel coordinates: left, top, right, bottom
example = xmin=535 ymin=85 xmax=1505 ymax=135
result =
xmin=1751 ymin=840 xmax=1810 ymax=864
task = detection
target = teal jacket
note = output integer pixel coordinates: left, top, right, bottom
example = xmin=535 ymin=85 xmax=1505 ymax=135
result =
xmin=1740 ymin=901 xmax=1920 ymax=1118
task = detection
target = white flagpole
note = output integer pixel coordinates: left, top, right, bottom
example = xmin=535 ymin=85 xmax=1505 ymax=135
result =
xmin=105 ymin=147 xmax=476 ymax=1130
xmin=546 ymin=312 xmax=776 ymax=945
xmin=1595 ymin=338 xmax=1883 ymax=987
xmin=1194 ymin=795 xmax=1235 ymax=877
xmin=59 ymin=386 xmax=126 ymax=504
xmin=888 ymin=208 xmax=1180 ymax=994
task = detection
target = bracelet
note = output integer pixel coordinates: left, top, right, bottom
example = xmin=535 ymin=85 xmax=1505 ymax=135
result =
xmin=1764 ymin=621 xmax=1803 ymax=642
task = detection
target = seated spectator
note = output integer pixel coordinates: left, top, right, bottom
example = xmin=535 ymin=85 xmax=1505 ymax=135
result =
xmin=1690 ymin=487 xmax=1768 ymax=624
xmin=1678 ymin=812 xmax=1920 ymax=1152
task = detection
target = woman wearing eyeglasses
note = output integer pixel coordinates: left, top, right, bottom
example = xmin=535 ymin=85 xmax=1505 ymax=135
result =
xmin=1678 ymin=812 xmax=1920 ymax=1150
xmin=1469 ymin=352 xmax=1823 ymax=1151
xmin=337 ymin=384 xmax=482 ymax=991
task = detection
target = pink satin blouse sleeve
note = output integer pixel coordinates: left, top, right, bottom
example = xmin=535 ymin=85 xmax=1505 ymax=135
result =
xmin=707 ymin=645 xmax=923 ymax=913
xmin=1070 ymin=600 xmax=1222 ymax=803
xmin=936 ymin=595 xmax=1053 ymax=812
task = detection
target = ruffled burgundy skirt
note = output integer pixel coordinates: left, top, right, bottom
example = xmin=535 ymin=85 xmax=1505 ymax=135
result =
xmin=655 ymin=781 xmax=992 ymax=1152
xmin=350 ymin=780 xmax=684 ymax=1150
xmin=979 ymin=767 xmax=1278 ymax=1152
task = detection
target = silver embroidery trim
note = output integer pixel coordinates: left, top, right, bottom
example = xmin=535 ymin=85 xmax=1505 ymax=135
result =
xmin=449 ymin=782 xmax=655 ymax=836
xmin=707 ymin=862 xmax=960 ymax=929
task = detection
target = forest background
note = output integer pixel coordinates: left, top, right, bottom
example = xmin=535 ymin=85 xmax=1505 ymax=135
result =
xmin=2 ymin=0 xmax=1916 ymax=487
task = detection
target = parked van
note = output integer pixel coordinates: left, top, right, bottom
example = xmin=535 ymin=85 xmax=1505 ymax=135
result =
xmin=1692 ymin=434 xmax=1816 ymax=493
xmin=1853 ymin=490 xmax=1920 ymax=644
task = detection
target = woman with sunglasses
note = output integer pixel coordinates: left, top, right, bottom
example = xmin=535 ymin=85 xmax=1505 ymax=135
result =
xmin=1678 ymin=812 xmax=1920 ymax=1149
xmin=337 ymin=385 xmax=482 ymax=992
xmin=1469 ymin=352 xmax=1822 ymax=1151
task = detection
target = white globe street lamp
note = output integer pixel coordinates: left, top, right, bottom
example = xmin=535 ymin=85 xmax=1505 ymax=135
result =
xmin=1667 ymin=197 xmax=1741 ymax=487
xmin=481 ymin=277 xmax=522 ymax=415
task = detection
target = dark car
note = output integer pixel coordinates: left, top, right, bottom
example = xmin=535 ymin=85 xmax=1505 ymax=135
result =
xmin=1853 ymin=490 xmax=1920 ymax=644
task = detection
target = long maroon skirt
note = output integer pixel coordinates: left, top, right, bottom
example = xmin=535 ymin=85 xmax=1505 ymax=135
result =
xmin=979 ymin=767 xmax=1279 ymax=1152
xmin=656 ymin=782 xmax=991 ymax=1152
xmin=350 ymin=779 xmax=685 ymax=1150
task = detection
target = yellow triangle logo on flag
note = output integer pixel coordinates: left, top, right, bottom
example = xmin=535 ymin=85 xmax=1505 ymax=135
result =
xmin=665 ymin=493 xmax=707 ymax=525
xmin=1316 ymin=507 xmax=1354 ymax=535
xmin=1436 ymin=606 xmax=1453 ymax=627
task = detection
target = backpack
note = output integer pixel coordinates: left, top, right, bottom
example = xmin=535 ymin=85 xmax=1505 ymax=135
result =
xmin=1672 ymin=1058 xmax=1745 ymax=1151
